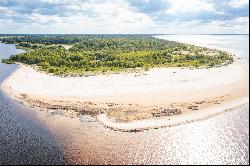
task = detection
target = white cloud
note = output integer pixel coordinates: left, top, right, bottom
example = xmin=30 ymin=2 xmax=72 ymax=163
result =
xmin=151 ymin=16 xmax=249 ymax=34
xmin=41 ymin=0 xmax=76 ymax=5
xmin=166 ymin=0 xmax=214 ymax=14
xmin=0 ymin=0 xmax=248 ymax=34
xmin=211 ymin=16 xmax=249 ymax=28
xmin=0 ymin=6 xmax=16 ymax=16
xmin=62 ymin=0 xmax=155 ymax=33
xmin=13 ymin=0 xmax=155 ymax=34
xmin=228 ymin=0 xmax=249 ymax=8
xmin=29 ymin=13 xmax=66 ymax=24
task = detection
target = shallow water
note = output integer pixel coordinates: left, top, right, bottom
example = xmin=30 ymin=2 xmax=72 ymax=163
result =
xmin=0 ymin=35 xmax=249 ymax=165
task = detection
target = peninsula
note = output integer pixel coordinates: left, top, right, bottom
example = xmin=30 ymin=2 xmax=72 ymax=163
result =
xmin=1 ymin=34 xmax=248 ymax=131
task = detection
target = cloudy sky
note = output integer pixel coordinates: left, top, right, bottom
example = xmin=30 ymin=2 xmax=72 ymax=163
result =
xmin=0 ymin=0 xmax=249 ymax=34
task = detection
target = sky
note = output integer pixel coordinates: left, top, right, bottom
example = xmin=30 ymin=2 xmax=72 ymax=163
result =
xmin=0 ymin=0 xmax=249 ymax=34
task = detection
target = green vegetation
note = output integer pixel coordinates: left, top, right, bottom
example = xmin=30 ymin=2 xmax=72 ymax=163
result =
xmin=1 ymin=35 xmax=233 ymax=76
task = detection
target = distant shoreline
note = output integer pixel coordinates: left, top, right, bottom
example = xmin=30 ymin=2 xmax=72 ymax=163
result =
xmin=0 ymin=33 xmax=249 ymax=36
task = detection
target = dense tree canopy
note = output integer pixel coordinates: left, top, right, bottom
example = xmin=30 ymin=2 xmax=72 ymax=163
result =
xmin=1 ymin=35 xmax=233 ymax=76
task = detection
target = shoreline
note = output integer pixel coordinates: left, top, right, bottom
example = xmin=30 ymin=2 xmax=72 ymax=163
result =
xmin=97 ymin=96 xmax=249 ymax=131
xmin=1 ymin=60 xmax=248 ymax=131
xmin=1 ymin=40 xmax=249 ymax=130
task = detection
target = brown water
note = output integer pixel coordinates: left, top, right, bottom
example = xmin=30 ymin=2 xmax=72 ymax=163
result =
xmin=0 ymin=36 xmax=249 ymax=165
xmin=0 ymin=43 xmax=64 ymax=164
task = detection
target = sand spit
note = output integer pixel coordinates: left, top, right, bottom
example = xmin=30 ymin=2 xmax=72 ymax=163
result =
xmin=1 ymin=60 xmax=249 ymax=131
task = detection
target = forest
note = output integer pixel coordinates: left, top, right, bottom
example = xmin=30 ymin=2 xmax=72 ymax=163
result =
xmin=1 ymin=35 xmax=234 ymax=76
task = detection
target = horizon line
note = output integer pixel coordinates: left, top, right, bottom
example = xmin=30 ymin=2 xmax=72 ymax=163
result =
xmin=0 ymin=33 xmax=249 ymax=35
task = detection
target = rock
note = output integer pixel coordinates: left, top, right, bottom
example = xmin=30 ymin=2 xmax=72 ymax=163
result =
xmin=152 ymin=108 xmax=182 ymax=117
xmin=187 ymin=105 xmax=199 ymax=110
xmin=194 ymin=101 xmax=205 ymax=104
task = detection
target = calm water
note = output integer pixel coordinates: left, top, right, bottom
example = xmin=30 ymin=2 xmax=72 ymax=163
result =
xmin=155 ymin=34 xmax=249 ymax=62
xmin=0 ymin=35 xmax=249 ymax=165
xmin=0 ymin=44 xmax=65 ymax=164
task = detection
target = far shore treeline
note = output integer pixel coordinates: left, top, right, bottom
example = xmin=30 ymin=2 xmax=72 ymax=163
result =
xmin=1 ymin=34 xmax=233 ymax=76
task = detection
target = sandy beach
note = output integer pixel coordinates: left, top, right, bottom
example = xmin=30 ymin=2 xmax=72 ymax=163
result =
xmin=1 ymin=58 xmax=249 ymax=130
